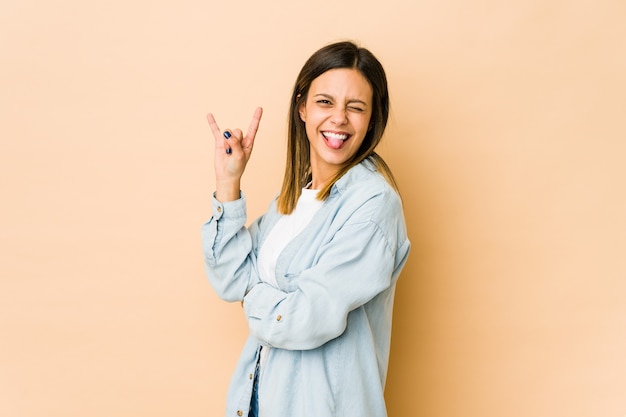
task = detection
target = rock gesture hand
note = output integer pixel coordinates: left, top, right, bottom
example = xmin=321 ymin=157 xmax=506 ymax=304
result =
xmin=206 ymin=107 xmax=263 ymax=202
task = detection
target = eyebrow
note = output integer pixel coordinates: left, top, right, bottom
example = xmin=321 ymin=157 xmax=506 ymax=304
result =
xmin=313 ymin=93 xmax=369 ymax=106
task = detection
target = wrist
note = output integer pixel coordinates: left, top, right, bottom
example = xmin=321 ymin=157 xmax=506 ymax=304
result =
xmin=215 ymin=179 xmax=241 ymax=202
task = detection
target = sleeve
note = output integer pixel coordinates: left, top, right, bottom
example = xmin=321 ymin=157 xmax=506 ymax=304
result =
xmin=242 ymin=202 xmax=408 ymax=350
xmin=201 ymin=193 xmax=262 ymax=302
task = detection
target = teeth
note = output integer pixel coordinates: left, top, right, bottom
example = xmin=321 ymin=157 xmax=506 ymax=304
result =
xmin=322 ymin=132 xmax=349 ymax=140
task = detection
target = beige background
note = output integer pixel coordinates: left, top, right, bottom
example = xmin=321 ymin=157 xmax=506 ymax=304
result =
xmin=1 ymin=0 xmax=625 ymax=416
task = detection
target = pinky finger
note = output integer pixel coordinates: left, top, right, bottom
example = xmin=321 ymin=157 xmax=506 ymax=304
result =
xmin=206 ymin=113 xmax=222 ymax=141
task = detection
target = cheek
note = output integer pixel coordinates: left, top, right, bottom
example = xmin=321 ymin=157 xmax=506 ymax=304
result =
xmin=352 ymin=115 xmax=371 ymax=136
xmin=304 ymin=122 xmax=317 ymax=141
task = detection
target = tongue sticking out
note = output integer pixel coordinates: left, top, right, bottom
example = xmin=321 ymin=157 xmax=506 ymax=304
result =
xmin=325 ymin=137 xmax=345 ymax=149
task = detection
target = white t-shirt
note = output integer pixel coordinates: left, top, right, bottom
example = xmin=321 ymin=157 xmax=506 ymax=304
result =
xmin=256 ymin=187 xmax=324 ymax=367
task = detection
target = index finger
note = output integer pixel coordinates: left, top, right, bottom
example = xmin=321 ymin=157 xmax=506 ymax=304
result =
xmin=245 ymin=107 xmax=263 ymax=141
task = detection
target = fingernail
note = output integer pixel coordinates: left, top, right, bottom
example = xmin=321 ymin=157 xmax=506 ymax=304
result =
xmin=226 ymin=148 xmax=231 ymax=154
xmin=223 ymin=131 xmax=231 ymax=139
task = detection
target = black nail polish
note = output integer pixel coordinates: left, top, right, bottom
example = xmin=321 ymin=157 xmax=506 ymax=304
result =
xmin=226 ymin=148 xmax=231 ymax=154
xmin=223 ymin=131 xmax=231 ymax=139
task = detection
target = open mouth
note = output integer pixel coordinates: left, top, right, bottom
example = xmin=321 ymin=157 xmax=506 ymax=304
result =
xmin=322 ymin=131 xmax=350 ymax=149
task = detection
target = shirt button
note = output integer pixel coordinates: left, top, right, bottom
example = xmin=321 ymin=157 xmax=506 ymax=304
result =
xmin=237 ymin=411 xmax=243 ymax=416
xmin=249 ymin=373 xmax=253 ymax=380
xmin=217 ymin=206 xmax=222 ymax=213
xmin=276 ymin=315 xmax=282 ymax=321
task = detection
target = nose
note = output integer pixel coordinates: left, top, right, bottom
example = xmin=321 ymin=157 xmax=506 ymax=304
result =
xmin=330 ymin=106 xmax=348 ymax=125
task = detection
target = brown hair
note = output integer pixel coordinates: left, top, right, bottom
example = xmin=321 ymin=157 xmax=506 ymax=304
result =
xmin=277 ymin=41 xmax=398 ymax=214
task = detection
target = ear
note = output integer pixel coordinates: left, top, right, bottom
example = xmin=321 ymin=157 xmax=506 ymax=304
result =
xmin=298 ymin=100 xmax=306 ymax=122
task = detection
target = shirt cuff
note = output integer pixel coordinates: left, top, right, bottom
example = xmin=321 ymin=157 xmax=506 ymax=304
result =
xmin=243 ymin=282 xmax=286 ymax=320
xmin=211 ymin=192 xmax=247 ymax=221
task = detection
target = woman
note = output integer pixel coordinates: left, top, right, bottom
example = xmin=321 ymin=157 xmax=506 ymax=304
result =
xmin=202 ymin=41 xmax=410 ymax=417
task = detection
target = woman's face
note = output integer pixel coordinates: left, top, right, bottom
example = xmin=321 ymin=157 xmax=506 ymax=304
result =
xmin=299 ymin=68 xmax=373 ymax=186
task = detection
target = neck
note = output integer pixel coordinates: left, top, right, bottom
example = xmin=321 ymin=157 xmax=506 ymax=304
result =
xmin=310 ymin=160 xmax=347 ymax=190
xmin=310 ymin=170 xmax=336 ymax=190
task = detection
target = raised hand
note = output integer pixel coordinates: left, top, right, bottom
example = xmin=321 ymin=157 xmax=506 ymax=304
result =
xmin=206 ymin=107 xmax=263 ymax=202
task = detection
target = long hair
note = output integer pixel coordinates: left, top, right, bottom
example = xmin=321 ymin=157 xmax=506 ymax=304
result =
xmin=277 ymin=41 xmax=398 ymax=214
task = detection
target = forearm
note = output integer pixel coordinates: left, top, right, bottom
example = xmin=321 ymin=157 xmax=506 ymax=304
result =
xmin=202 ymin=194 xmax=258 ymax=301
xmin=242 ymin=221 xmax=397 ymax=350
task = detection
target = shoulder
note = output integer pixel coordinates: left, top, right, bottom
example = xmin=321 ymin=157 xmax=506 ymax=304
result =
xmin=335 ymin=161 xmax=402 ymax=204
xmin=326 ymin=162 xmax=409 ymax=259
xmin=330 ymin=161 xmax=405 ymax=226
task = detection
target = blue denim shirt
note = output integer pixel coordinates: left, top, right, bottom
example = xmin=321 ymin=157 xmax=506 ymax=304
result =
xmin=202 ymin=161 xmax=410 ymax=417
